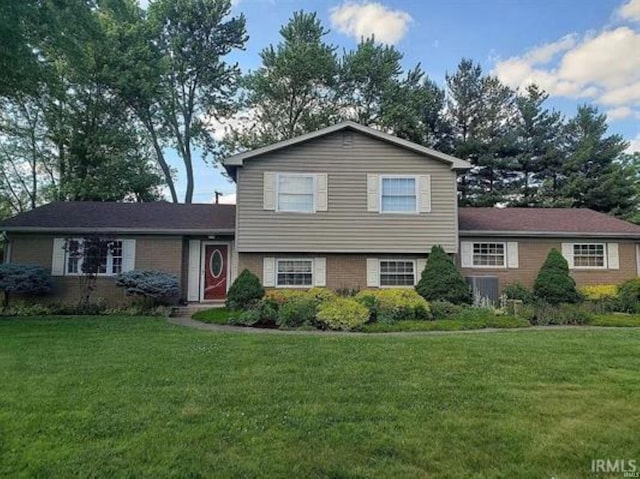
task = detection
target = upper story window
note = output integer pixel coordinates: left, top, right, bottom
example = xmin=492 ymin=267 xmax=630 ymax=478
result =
xmin=66 ymin=239 xmax=123 ymax=276
xmin=380 ymin=176 xmax=417 ymax=213
xmin=572 ymin=243 xmax=605 ymax=268
xmin=472 ymin=242 xmax=506 ymax=267
xmin=277 ymin=174 xmax=315 ymax=213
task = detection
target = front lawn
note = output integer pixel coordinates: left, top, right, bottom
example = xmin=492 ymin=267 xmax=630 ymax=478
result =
xmin=1 ymin=317 xmax=640 ymax=477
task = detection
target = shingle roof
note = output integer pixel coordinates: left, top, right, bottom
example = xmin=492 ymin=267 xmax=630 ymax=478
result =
xmin=0 ymin=202 xmax=235 ymax=234
xmin=3 ymin=203 xmax=640 ymax=239
xmin=459 ymin=207 xmax=640 ymax=237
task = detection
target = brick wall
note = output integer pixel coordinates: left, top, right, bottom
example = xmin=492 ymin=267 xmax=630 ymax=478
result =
xmin=240 ymin=239 xmax=639 ymax=293
xmin=239 ymin=252 xmax=427 ymax=291
xmin=458 ymin=237 xmax=638 ymax=291
xmin=8 ymin=234 xmax=184 ymax=305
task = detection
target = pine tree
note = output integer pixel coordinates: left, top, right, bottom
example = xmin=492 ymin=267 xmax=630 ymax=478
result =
xmin=416 ymin=245 xmax=472 ymax=305
xmin=533 ymin=249 xmax=580 ymax=304
xmin=557 ymin=105 xmax=633 ymax=215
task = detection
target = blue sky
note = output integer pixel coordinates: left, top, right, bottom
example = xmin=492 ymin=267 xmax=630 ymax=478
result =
xmin=159 ymin=0 xmax=640 ymax=203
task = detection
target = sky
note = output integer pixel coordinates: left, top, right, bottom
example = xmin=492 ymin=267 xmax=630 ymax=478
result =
xmin=153 ymin=0 xmax=640 ymax=204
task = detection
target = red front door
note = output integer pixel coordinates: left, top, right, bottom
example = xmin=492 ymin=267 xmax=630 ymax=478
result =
xmin=203 ymin=244 xmax=228 ymax=300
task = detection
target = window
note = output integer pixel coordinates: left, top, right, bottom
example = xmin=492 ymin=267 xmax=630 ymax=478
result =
xmin=65 ymin=239 xmax=123 ymax=276
xmin=277 ymin=174 xmax=314 ymax=212
xmin=276 ymin=259 xmax=313 ymax=287
xmin=380 ymin=260 xmax=416 ymax=286
xmin=472 ymin=243 xmax=506 ymax=267
xmin=380 ymin=176 xmax=417 ymax=213
xmin=573 ymin=243 xmax=605 ymax=268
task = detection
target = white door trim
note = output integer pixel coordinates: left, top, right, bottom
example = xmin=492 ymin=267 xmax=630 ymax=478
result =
xmin=199 ymin=241 xmax=232 ymax=302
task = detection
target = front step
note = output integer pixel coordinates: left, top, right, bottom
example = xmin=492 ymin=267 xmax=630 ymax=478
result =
xmin=170 ymin=302 xmax=225 ymax=318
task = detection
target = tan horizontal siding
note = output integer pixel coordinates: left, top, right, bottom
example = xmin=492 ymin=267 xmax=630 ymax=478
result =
xmin=236 ymin=131 xmax=459 ymax=253
xmin=458 ymin=237 xmax=639 ymax=292
xmin=8 ymin=233 xmax=184 ymax=305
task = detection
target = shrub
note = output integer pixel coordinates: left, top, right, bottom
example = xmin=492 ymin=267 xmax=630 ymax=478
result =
xmin=430 ymin=300 xmax=466 ymax=320
xmin=617 ymin=278 xmax=640 ymax=313
xmin=580 ymin=284 xmax=618 ymax=301
xmin=317 ymin=297 xmax=369 ymax=331
xmin=265 ymin=289 xmax=308 ymax=306
xmin=533 ymin=249 xmax=580 ymax=304
xmin=235 ymin=300 xmax=278 ymax=327
xmin=306 ymin=287 xmax=336 ymax=303
xmin=355 ymin=289 xmax=430 ymax=323
xmin=225 ymin=269 xmax=265 ymax=310
xmin=529 ymin=302 xmax=594 ymax=325
xmin=115 ymin=270 xmax=179 ymax=304
xmin=276 ymin=297 xmax=317 ymax=328
xmin=416 ymin=245 xmax=472 ymax=304
xmin=0 ymin=263 xmax=52 ymax=310
xmin=503 ymin=282 xmax=534 ymax=303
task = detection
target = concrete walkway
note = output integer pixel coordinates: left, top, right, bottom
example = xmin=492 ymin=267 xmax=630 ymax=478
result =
xmin=167 ymin=316 xmax=635 ymax=337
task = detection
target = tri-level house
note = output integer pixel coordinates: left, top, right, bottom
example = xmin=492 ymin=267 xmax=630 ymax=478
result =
xmin=3 ymin=121 xmax=640 ymax=304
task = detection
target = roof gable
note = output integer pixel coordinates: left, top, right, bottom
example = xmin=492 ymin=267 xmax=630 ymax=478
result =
xmin=222 ymin=121 xmax=472 ymax=177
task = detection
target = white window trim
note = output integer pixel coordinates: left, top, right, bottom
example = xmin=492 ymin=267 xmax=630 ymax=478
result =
xmin=379 ymin=259 xmax=417 ymax=288
xmin=65 ymin=238 xmax=123 ymax=277
xmin=275 ymin=258 xmax=314 ymax=288
xmin=471 ymin=242 xmax=507 ymax=269
xmin=379 ymin=175 xmax=419 ymax=215
xmin=275 ymin=173 xmax=316 ymax=213
xmin=571 ymin=242 xmax=608 ymax=270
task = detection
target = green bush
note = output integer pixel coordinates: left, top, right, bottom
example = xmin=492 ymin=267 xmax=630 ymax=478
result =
xmin=529 ymin=302 xmax=593 ymax=325
xmin=0 ymin=263 xmax=52 ymax=310
xmin=617 ymin=278 xmax=640 ymax=313
xmin=355 ymin=289 xmax=430 ymax=323
xmin=533 ymin=249 xmax=580 ymax=304
xmin=316 ymin=297 xmax=369 ymax=331
xmin=276 ymin=297 xmax=317 ymax=328
xmin=225 ymin=269 xmax=265 ymax=310
xmin=591 ymin=313 xmax=640 ymax=327
xmin=115 ymin=270 xmax=179 ymax=304
xmin=503 ymin=282 xmax=534 ymax=303
xmin=430 ymin=300 xmax=466 ymax=320
xmin=416 ymin=245 xmax=472 ymax=304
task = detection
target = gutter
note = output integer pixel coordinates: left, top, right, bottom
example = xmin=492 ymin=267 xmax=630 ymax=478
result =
xmin=459 ymin=230 xmax=640 ymax=239
xmin=0 ymin=227 xmax=236 ymax=235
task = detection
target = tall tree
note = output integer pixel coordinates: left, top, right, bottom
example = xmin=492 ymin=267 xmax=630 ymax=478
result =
xmin=510 ymin=85 xmax=565 ymax=205
xmin=339 ymin=38 xmax=403 ymax=127
xmin=561 ymin=105 xmax=635 ymax=215
xmin=222 ymin=11 xmax=338 ymax=153
xmin=104 ymin=0 xmax=247 ymax=202
xmin=446 ymin=59 xmax=517 ymax=205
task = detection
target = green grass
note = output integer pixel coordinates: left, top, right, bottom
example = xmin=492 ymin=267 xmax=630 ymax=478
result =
xmin=592 ymin=313 xmax=640 ymax=327
xmin=2 ymin=316 xmax=640 ymax=477
xmin=192 ymin=307 xmax=240 ymax=324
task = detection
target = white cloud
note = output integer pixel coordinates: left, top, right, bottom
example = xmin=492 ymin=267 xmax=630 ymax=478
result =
xmin=329 ymin=2 xmax=412 ymax=45
xmin=217 ymin=192 xmax=236 ymax=205
xmin=618 ymin=0 xmax=640 ymax=22
xmin=607 ymin=106 xmax=634 ymax=120
xmin=627 ymin=134 xmax=640 ymax=153
xmin=494 ymin=26 xmax=640 ymax=110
